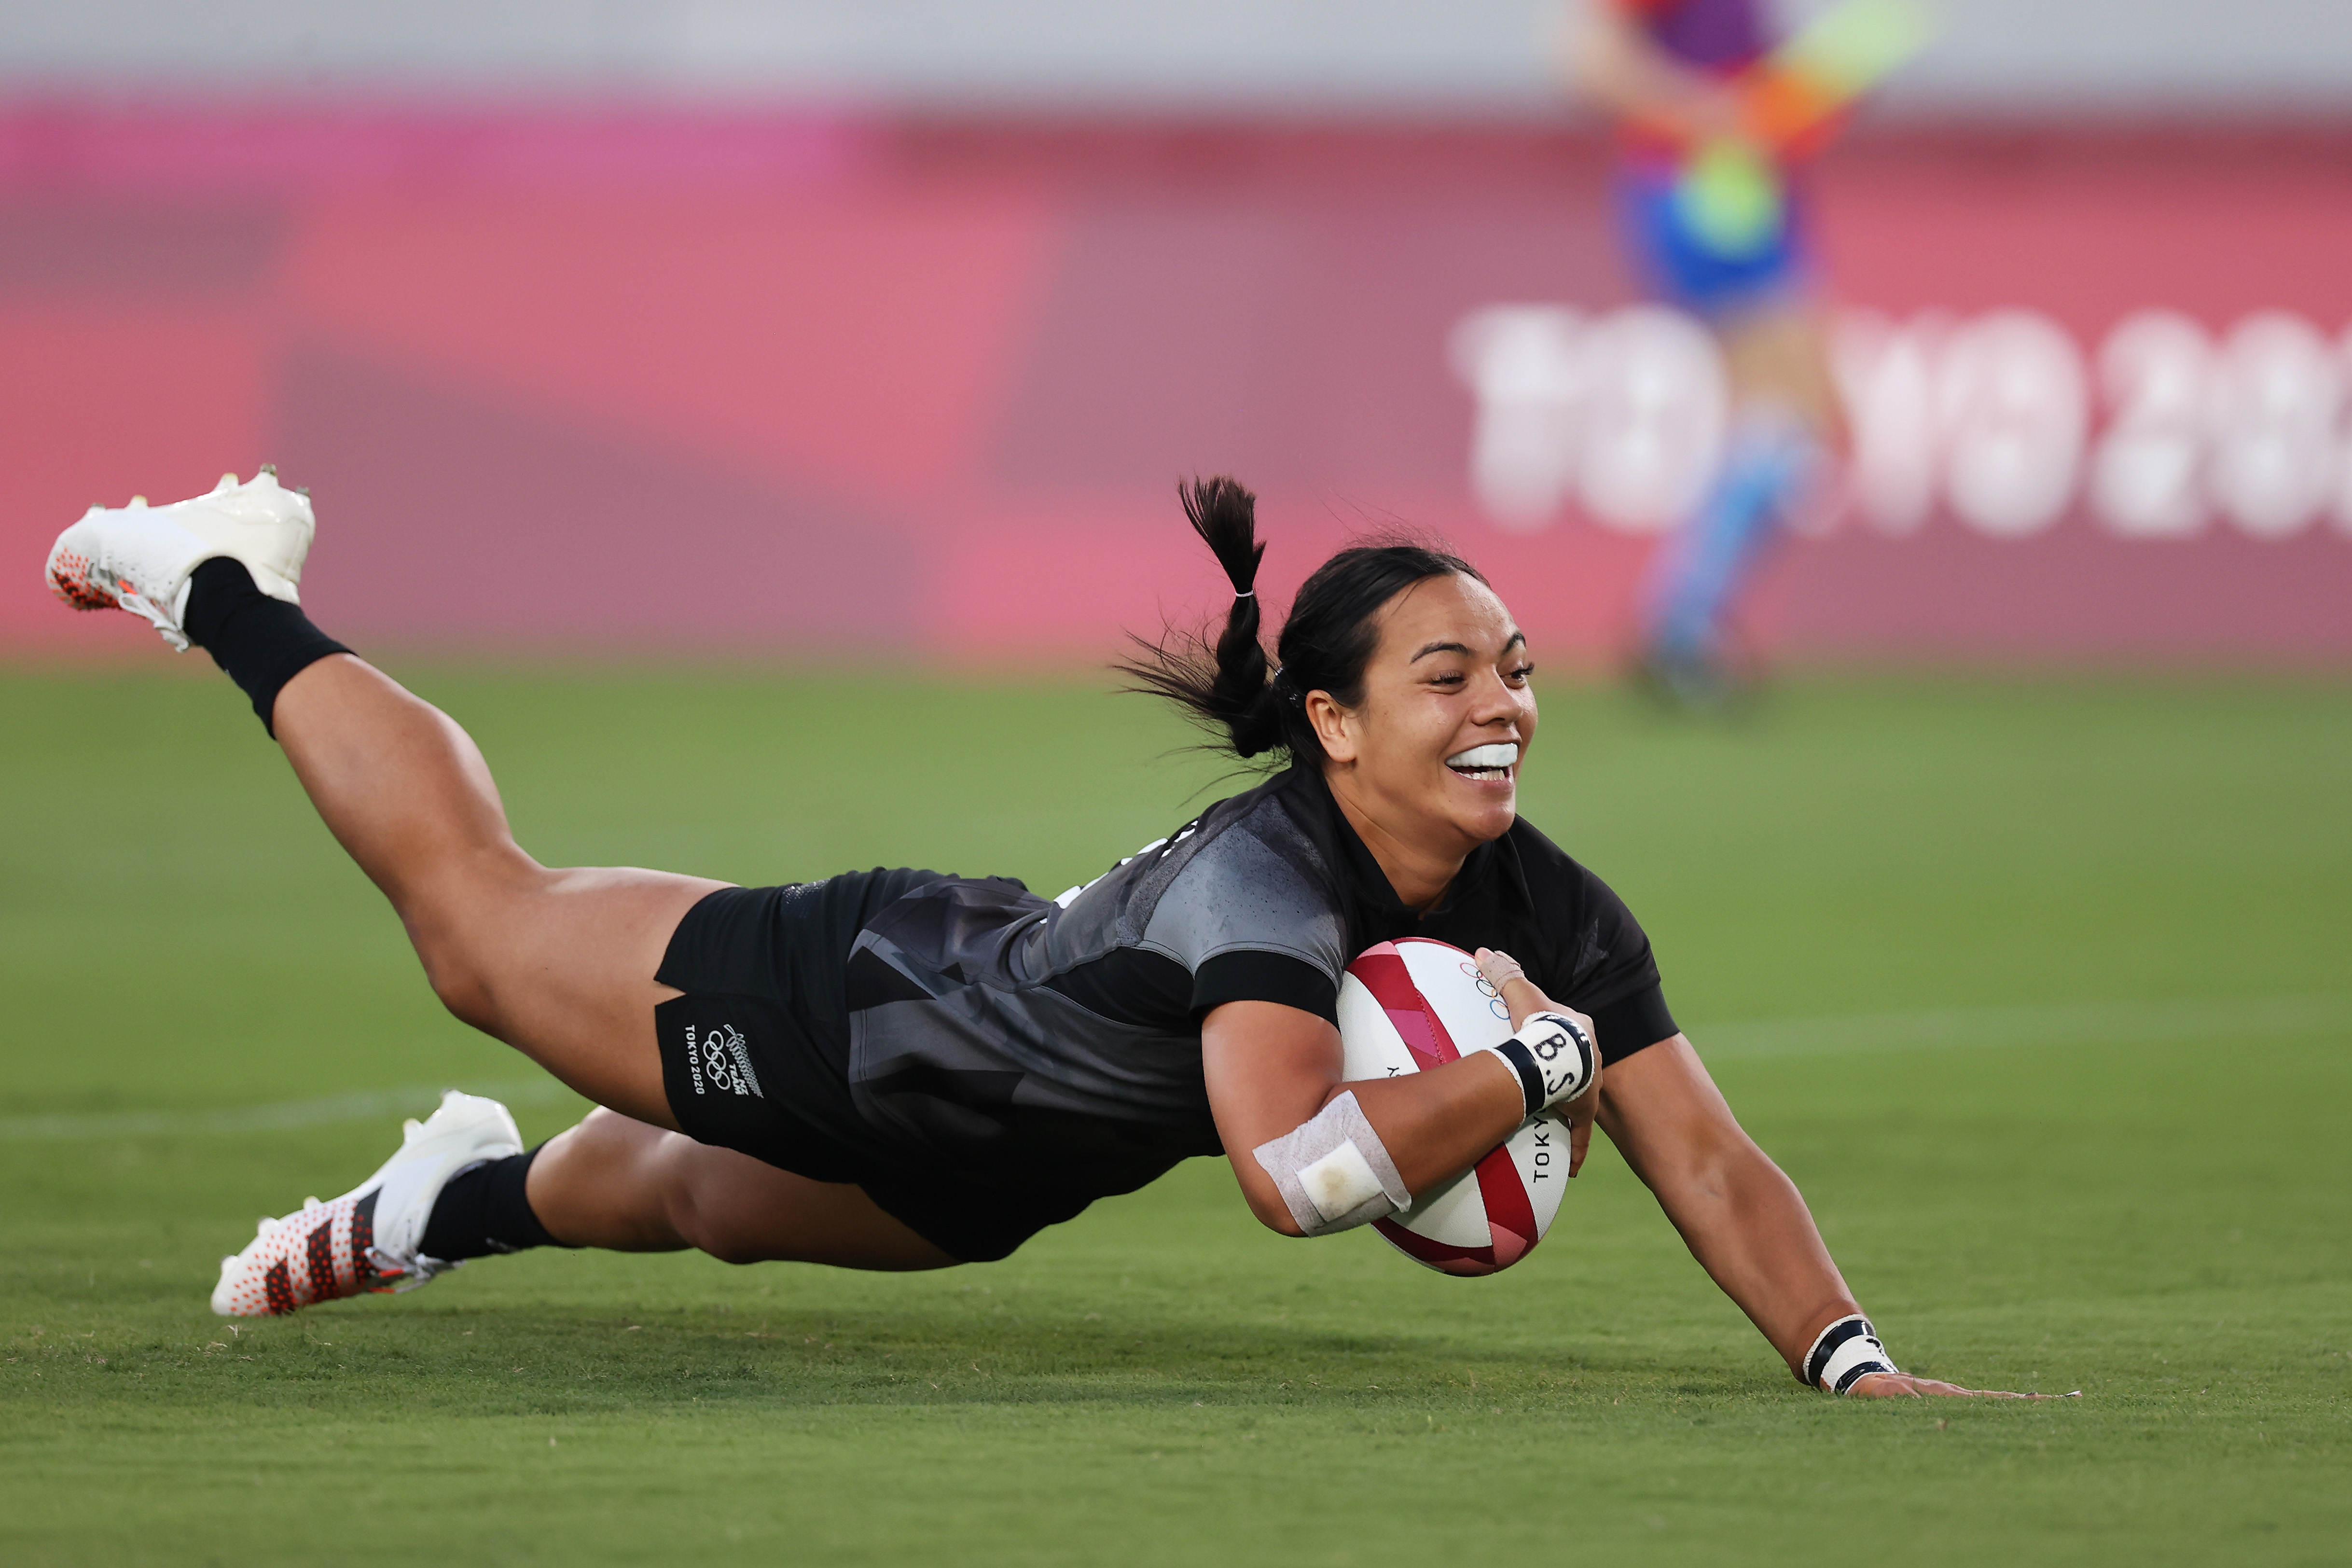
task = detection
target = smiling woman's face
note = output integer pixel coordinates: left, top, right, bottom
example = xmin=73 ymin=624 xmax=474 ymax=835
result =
xmin=1308 ymin=572 xmax=1536 ymax=867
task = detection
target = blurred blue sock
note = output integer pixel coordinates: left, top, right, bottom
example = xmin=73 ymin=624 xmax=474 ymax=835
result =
xmin=1641 ymin=416 xmax=1821 ymax=663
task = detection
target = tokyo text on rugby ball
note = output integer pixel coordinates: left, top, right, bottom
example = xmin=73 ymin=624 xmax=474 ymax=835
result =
xmin=1336 ymin=938 xmax=1572 ymax=1275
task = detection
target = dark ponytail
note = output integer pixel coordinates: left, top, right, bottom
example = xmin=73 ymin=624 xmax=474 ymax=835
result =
xmin=1118 ymin=477 xmax=1287 ymax=758
xmin=1120 ymin=475 xmax=1485 ymax=765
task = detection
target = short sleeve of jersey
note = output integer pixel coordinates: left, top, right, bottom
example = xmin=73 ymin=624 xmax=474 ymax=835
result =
xmin=1141 ymin=816 xmax=1348 ymax=1020
xmin=1190 ymin=950 xmax=1338 ymax=1023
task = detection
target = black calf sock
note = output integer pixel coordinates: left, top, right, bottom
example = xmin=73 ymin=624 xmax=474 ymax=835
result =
xmin=182 ymin=556 xmax=352 ymax=737
xmin=419 ymin=1145 xmax=574 ymax=1263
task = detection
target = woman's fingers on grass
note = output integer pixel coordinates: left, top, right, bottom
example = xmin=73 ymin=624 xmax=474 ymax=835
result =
xmin=1850 ymin=1373 xmax=2061 ymax=1400
xmin=1844 ymin=1373 xmax=1916 ymax=1398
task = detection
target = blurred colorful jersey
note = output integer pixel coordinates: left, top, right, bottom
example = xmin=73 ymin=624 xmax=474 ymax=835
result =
xmin=1605 ymin=0 xmax=1809 ymax=315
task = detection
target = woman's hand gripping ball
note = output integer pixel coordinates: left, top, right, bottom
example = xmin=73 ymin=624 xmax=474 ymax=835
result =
xmin=1474 ymin=947 xmax=1600 ymax=1178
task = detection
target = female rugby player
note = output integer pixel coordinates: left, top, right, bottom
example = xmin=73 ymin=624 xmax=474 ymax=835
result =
xmin=45 ymin=469 xmax=2032 ymax=1399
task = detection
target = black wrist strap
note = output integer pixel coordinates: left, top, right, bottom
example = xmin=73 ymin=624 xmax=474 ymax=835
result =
xmin=1800 ymin=1314 xmax=1896 ymax=1393
xmin=1489 ymin=1037 xmax=1545 ymax=1120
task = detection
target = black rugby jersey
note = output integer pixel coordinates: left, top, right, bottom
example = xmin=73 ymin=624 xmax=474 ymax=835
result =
xmin=834 ymin=764 xmax=1675 ymax=1202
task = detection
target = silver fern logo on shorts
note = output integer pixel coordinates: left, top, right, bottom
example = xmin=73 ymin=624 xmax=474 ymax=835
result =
xmin=684 ymin=1022 xmax=762 ymax=1098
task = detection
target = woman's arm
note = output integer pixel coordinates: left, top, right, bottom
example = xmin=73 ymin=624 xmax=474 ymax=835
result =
xmin=1200 ymin=998 xmax=1589 ymax=1237
xmin=1477 ymin=953 xmax=2038 ymax=1399
xmin=1600 ymin=1035 xmax=2047 ymax=1399
xmin=1594 ymin=1036 xmax=1857 ymax=1370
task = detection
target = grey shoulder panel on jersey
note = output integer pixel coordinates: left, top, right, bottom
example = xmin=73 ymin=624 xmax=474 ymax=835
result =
xmin=1137 ymin=800 xmax=1345 ymax=981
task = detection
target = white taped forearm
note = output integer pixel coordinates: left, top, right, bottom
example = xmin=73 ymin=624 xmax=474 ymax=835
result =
xmin=1251 ymin=1091 xmax=1412 ymax=1236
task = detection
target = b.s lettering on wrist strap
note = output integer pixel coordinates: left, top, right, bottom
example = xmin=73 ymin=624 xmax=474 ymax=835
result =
xmin=1482 ymin=1011 xmax=1597 ymax=1119
xmin=1801 ymin=1314 xmax=1898 ymax=1395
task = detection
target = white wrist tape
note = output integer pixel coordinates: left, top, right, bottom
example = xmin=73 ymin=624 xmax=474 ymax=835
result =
xmin=1470 ymin=1012 xmax=1598 ymax=1120
xmin=1801 ymin=1314 xmax=1899 ymax=1394
xmin=1251 ymin=1091 xmax=1412 ymax=1237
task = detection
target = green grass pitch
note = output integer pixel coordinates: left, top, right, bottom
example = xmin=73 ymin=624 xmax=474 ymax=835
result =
xmin=1 ymin=664 xmax=2346 ymax=1567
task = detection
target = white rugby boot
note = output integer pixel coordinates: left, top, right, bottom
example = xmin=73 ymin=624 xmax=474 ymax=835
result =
xmin=44 ymin=467 xmax=315 ymax=651
xmin=210 ymin=1090 xmax=523 ymax=1318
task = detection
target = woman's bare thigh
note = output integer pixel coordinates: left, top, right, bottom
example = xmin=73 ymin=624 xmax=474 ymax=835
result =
xmin=270 ymin=656 xmax=725 ymax=1127
xmin=434 ymin=867 xmax=729 ymax=1129
xmin=267 ymin=657 xmax=940 ymax=1262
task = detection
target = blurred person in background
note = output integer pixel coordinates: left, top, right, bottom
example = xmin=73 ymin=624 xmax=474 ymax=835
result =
xmin=1561 ymin=0 xmax=1911 ymax=705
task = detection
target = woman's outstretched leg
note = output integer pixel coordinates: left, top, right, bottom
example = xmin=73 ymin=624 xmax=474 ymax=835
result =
xmin=203 ymin=657 xmax=951 ymax=1317
xmin=51 ymin=473 xmax=716 ymax=1121
xmin=211 ymin=1093 xmax=959 ymax=1316
xmin=269 ymin=654 xmax=722 ymax=1124
xmin=50 ymin=474 xmax=953 ymax=1311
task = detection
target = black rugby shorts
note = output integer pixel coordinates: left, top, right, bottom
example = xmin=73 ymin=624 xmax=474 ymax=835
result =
xmin=651 ymin=876 xmax=1090 ymax=1264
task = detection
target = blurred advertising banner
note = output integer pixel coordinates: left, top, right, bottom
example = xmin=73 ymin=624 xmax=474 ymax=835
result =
xmin=2 ymin=110 xmax=2347 ymax=663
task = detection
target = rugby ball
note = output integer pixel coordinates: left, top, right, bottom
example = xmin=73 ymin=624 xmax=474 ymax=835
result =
xmin=1337 ymin=938 xmax=1570 ymax=1276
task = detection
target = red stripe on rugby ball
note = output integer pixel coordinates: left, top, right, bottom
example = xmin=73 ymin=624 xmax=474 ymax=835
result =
xmin=1472 ymin=1146 xmax=1539 ymax=1266
xmin=1373 ymin=1216 xmax=1506 ymax=1277
xmin=1349 ymin=941 xmax=1460 ymax=1072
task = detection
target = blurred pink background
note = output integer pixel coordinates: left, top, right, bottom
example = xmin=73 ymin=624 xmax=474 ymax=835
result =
xmin=6 ymin=107 xmax=2350 ymax=664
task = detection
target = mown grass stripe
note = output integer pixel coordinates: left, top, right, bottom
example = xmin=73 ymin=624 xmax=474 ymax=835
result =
xmin=5 ymin=994 xmax=2343 ymax=1141
xmin=1693 ymin=993 xmax=2351 ymax=1060
xmin=0 ymin=1079 xmax=580 ymax=1141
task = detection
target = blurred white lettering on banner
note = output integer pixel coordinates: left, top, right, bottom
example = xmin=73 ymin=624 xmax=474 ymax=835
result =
xmin=1575 ymin=306 xmax=1725 ymax=534
xmin=1456 ymin=303 xmax=2352 ymax=543
xmin=1450 ymin=304 xmax=1721 ymax=535
xmin=2208 ymin=312 xmax=2341 ymax=540
xmin=2092 ymin=311 xmax=2213 ymax=539
xmin=1831 ymin=312 xmax=1940 ymax=536
xmin=1448 ymin=306 xmax=1588 ymax=532
xmin=1934 ymin=311 xmax=2088 ymax=538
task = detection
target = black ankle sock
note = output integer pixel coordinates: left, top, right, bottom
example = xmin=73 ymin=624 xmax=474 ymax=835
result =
xmin=183 ymin=556 xmax=351 ymax=737
xmin=419 ymin=1145 xmax=572 ymax=1263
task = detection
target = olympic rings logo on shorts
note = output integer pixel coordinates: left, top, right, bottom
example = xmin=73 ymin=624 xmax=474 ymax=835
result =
xmin=685 ymin=1022 xmax=761 ymax=1097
